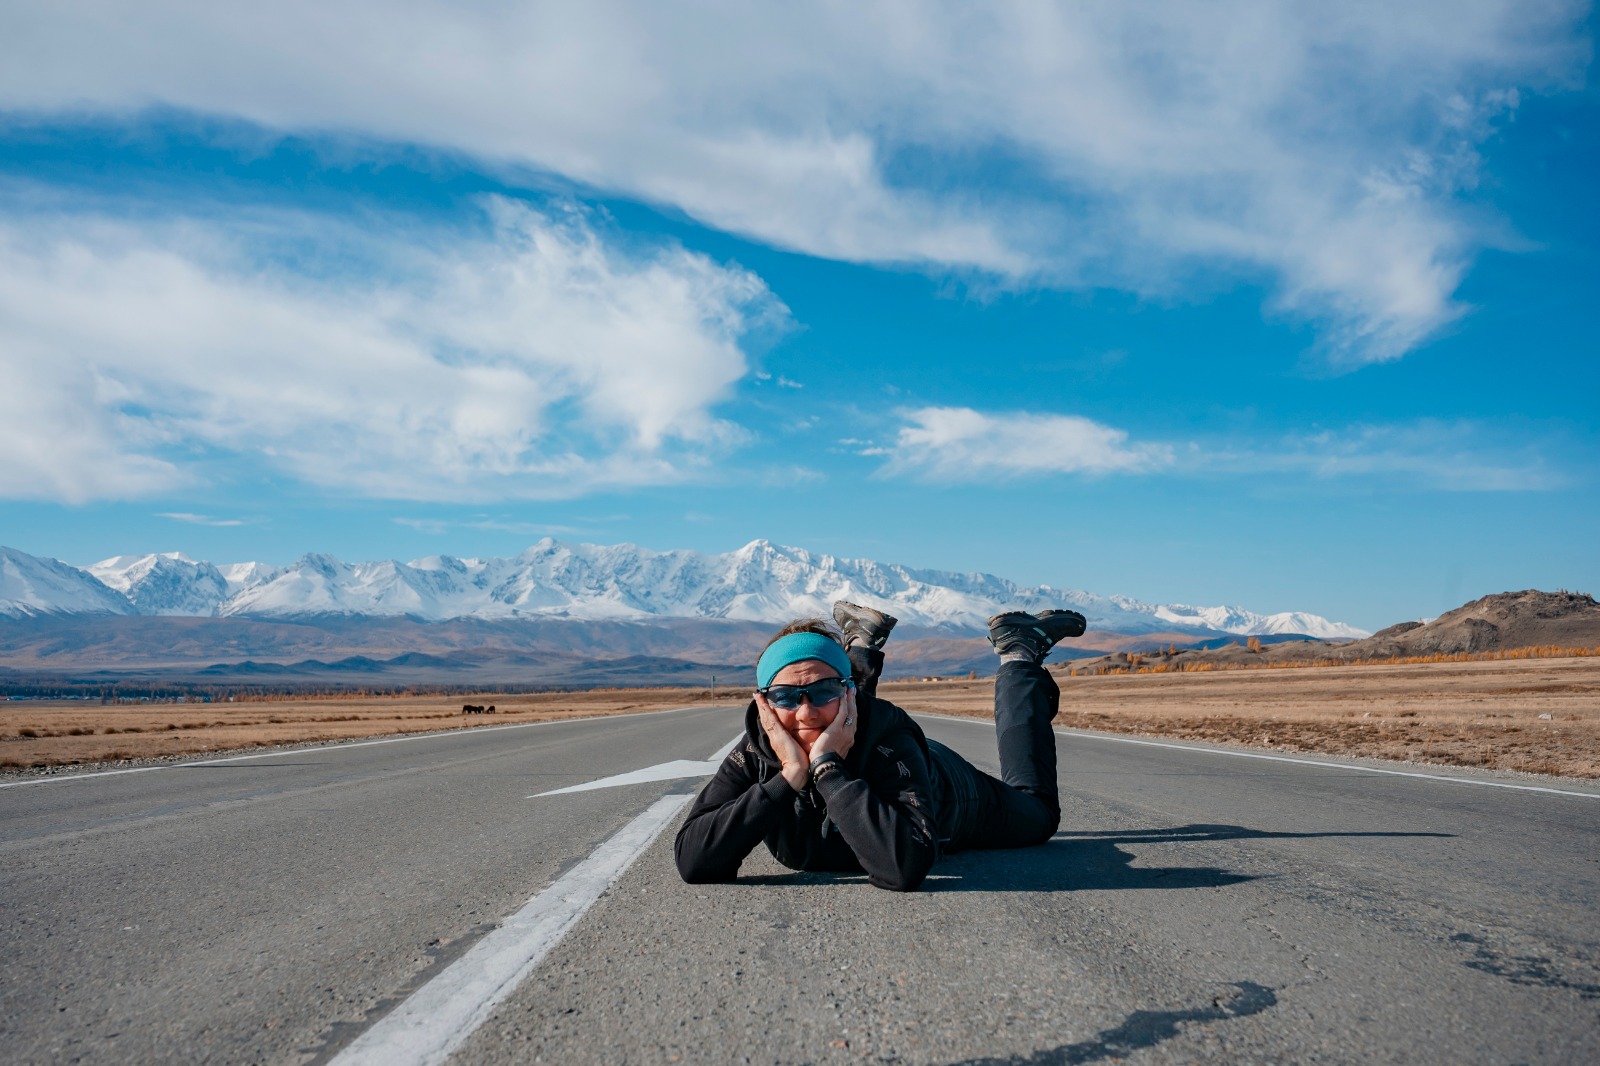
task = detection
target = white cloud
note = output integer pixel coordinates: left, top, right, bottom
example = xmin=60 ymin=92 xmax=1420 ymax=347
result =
xmin=882 ymin=407 xmax=1174 ymax=480
xmin=0 ymin=337 xmax=191 ymax=502
xmin=0 ymin=197 xmax=784 ymax=503
xmin=0 ymin=2 xmax=1586 ymax=362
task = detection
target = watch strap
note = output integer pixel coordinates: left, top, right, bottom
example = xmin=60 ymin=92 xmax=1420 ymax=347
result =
xmin=809 ymin=751 xmax=845 ymax=785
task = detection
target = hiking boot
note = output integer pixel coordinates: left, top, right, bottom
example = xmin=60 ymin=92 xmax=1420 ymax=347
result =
xmin=987 ymin=609 xmax=1088 ymax=661
xmin=833 ymin=601 xmax=898 ymax=649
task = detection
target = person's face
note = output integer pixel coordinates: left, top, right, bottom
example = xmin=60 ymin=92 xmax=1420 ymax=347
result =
xmin=767 ymin=659 xmax=844 ymax=751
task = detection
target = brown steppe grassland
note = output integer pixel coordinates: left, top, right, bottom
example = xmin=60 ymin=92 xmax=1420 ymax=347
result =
xmin=4 ymin=654 xmax=1597 ymax=780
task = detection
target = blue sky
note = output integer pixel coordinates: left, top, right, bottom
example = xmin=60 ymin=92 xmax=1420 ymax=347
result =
xmin=1 ymin=2 xmax=1596 ymax=631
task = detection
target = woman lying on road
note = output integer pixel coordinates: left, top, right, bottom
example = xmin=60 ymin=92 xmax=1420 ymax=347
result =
xmin=674 ymin=603 xmax=1086 ymax=892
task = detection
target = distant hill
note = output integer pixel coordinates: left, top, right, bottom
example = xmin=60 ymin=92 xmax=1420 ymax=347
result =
xmin=1063 ymin=590 xmax=1599 ymax=674
xmin=0 ymin=614 xmax=768 ymax=691
xmin=1349 ymin=590 xmax=1600 ymax=656
xmin=0 ymin=611 xmax=1099 ymax=691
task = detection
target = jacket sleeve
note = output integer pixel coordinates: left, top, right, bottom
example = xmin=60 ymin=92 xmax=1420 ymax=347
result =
xmin=812 ymin=732 xmax=939 ymax=892
xmin=674 ymin=746 xmax=797 ymax=883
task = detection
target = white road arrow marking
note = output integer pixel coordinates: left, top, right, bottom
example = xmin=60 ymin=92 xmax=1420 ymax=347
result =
xmin=530 ymin=759 xmax=720 ymax=797
xmin=528 ymin=733 xmax=743 ymax=798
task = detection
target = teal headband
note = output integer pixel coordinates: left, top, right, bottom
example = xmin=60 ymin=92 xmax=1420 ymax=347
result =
xmin=756 ymin=632 xmax=852 ymax=689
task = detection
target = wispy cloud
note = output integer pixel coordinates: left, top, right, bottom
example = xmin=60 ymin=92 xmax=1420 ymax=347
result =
xmin=880 ymin=406 xmax=1174 ymax=480
xmin=0 ymin=3 xmax=1585 ymax=362
xmin=393 ymin=516 xmax=586 ymax=537
xmin=875 ymin=408 xmax=1573 ymax=492
xmin=1244 ymin=421 xmax=1572 ymax=492
xmin=0 ymin=196 xmax=785 ymax=504
xmin=158 ymin=512 xmax=259 ymax=527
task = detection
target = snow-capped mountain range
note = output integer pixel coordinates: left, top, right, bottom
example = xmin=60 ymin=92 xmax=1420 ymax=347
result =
xmin=0 ymin=540 xmax=1368 ymax=639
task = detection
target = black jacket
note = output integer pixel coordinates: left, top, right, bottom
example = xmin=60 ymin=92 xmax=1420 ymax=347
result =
xmin=674 ymin=693 xmax=942 ymax=891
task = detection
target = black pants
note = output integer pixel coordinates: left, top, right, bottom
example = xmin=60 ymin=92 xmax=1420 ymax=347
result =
xmin=848 ymin=649 xmax=1061 ymax=852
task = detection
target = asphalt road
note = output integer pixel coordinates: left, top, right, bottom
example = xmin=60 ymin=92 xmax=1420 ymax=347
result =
xmin=2 ymin=706 xmax=1597 ymax=1065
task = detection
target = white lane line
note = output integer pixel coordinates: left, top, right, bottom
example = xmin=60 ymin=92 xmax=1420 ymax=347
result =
xmin=1062 ymin=730 xmax=1600 ymax=799
xmin=915 ymin=713 xmax=1600 ymax=800
xmin=0 ymin=703 xmax=726 ymax=790
xmin=529 ymin=732 xmax=743 ymax=797
xmin=0 ymin=764 xmax=168 ymax=789
xmin=327 ymin=731 xmax=733 ymax=1066
xmin=327 ymin=792 xmax=691 ymax=1066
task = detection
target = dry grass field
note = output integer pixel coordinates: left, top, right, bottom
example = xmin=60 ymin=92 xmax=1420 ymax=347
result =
xmin=896 ymin=654 xmax=1600 ymax=779
xmin=3 ymin=655 xmax=1596 ymax=779
xmin=0 ymin=688 xmax=708 ymax=771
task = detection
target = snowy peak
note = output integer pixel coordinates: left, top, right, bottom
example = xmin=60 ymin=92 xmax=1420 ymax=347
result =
xmin=88 ymin=553 xmax=230 ymax=616
xmin=218 ymin=561 xmax=281 ymax=594
xmin=1 ymin=547 xmax=135 ymax=618
xmin=0 ymin=541 xmax=1368 ymax=638
xmin=1149 ymin=603 xmax=1366 ymax=641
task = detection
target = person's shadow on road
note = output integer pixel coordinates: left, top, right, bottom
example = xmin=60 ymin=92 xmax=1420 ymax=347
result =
xmin=921 ymin=822 xmax=1453 ymax=893
xmin=734 ymin=822 xmax=1453 ymax=892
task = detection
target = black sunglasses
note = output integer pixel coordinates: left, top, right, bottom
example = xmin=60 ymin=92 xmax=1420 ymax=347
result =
xmin=759 ymin=676 xmax=854 ymax=711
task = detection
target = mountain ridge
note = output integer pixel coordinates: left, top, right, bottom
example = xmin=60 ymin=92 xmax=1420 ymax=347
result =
xmin=0 ymin=540 xmax=1367 ymax=639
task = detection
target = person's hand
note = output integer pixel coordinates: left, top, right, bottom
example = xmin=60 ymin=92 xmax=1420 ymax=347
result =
xmin=807 ymin=685 xmax=858 ymax=765
xmin=755 ymin=693 xmax=811 ymax=792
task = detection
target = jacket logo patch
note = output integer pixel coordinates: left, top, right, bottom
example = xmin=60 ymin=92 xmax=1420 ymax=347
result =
xmin=877 ymin=745 xmax=895 ymax=758
xmin=728 ymin=750 xmax=746 ymax=768
xmin=897 ymin=761 xmax=910 ymax=779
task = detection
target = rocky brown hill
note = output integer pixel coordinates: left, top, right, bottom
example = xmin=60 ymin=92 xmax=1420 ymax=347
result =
xmin=1062 ymin=590 xmax=1599 ymax=675
xmin=1353 ymin=589 xmax=1600 ymax=657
